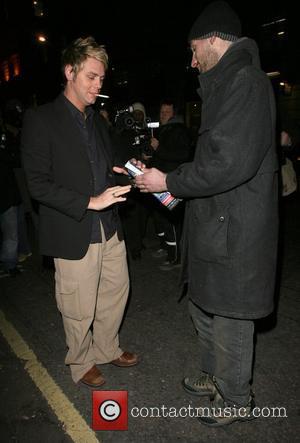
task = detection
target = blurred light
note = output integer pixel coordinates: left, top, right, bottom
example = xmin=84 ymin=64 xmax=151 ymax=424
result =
xmin=117 ymin=80 xmax=128 ymax=86
xmin=33 ymin=0 xmax=45 ymax=17
xmin=279 ymin=81 xmax=292 ymax=95
xmin=2 ymin=61 xmax=10 ymax=82
xmin=277 ymin=31 xmax=285 ymax=36
xmin=10 ymin=54 xmax=20 ymax=77
xmin=37 ymin=34 xmax=47 ymax=43
xmin=262 ymin=18 xmax=286 ymax=27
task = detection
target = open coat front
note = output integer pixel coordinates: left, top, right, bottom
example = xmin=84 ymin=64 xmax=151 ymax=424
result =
xmin=167 ymin=38 xmax=278 ymax=319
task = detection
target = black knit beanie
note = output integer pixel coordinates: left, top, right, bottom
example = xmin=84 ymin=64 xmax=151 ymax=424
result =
xmin=188 ymin=1 xmax=242 ymax=42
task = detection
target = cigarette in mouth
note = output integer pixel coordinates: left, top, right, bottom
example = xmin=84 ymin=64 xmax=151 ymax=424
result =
xmin=96 ymin=94 xmax=110 ymax=98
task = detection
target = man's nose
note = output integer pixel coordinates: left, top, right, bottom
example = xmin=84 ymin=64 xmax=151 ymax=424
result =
xmin=95 ymin=78 xmax=101 ymax=90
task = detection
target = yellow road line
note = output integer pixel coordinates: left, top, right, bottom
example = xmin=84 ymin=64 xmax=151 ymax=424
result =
xmin=0 ymin=309 xmax=101 ymax=443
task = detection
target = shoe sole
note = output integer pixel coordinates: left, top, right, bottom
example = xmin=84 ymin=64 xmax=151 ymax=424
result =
xmin=80 ymin=379 xmax=106 ymax=389
xmin=18 ymin=253 xmax=32 ymax=263
xmin=111 ymin=360 xmax=139 ymax=367
xmin=198 ymin=414 xmax=256 ymax=427
xmin=182 ymin=379 xmax=215 ymax=399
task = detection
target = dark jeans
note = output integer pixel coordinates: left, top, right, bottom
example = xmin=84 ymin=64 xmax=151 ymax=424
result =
xmin=119 ymin=192 xmax=150 ymax=257
xmin=153 ymin=202 xmax=185 ymax=262
xmin=0 ymin=206 xmax=18 ymax=270
xmin=189 ymin=300 xmax=254 ymax=406
xmin=17 ymin=204 xmax=31 ymax=255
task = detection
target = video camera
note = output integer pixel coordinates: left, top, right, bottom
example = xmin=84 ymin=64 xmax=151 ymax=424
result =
xmin=114 ymin=106 xmax=135 ymax=131
xmin=114 ymin=106 xmax=159 ymax=159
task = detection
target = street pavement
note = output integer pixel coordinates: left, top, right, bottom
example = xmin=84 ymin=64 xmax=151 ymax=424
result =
xmin=0 ymin=193 xmax=299 ymax=443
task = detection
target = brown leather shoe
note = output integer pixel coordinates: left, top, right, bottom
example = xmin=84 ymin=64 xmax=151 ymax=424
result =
xmin=111 ymin=351 xmax=138 ymax=367
xmin=80 ymin=365 xmax=105 ymax=388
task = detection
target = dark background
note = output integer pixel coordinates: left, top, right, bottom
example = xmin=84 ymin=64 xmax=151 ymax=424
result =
xmin=0 ymin=0 xmax=298 ymax=114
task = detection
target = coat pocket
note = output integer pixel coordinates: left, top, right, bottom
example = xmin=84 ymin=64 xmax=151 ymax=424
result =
xmin=191 ymin=207 xmax=230 ymax=262
xmin=55 ymin=279 xmax=83 ymax=321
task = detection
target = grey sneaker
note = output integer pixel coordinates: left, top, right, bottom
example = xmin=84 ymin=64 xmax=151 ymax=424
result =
xmin=197 ymin=388 xmax=256 ymax=427
xmin=159 ymin=260 xmax=181 ymax=271
xmin=182 ymin=372 xmax=216 ymax=398
xmin=0 ymin=267 xmax=22 ymax=278
xmin=152 ymin=248 xmax=167 ymax=258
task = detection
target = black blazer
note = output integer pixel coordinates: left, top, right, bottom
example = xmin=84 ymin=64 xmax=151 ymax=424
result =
xmin=21 ymin=94 xmax=123 ymax=259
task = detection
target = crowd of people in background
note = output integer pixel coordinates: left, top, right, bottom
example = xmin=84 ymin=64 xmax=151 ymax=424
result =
xmin=0 ymin=99 xmax=34 ymax=278
xmin=86 ymin=97 xmax=194 ymax=267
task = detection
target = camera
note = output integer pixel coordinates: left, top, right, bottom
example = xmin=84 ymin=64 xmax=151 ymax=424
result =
xmin=114 ymin=106 xmax=135 ymax=131
xmin=114 ymin=106 xmax=159 ymax=159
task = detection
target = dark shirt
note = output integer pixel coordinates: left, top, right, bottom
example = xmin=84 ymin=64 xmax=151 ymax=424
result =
xmin=62 ymin=95 xmax=116 ymax=242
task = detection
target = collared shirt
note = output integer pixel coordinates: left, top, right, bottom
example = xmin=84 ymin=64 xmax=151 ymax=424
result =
xmin=62 ymin=94 xmax=116 ymax=243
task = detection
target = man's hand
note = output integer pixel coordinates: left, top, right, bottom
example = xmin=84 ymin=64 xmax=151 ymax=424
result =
xmin=112 ymin=166 xmax=129 ymax=175
xmin=135 ymin=168 xmax=167 ymax=193
xmin=281 ymin=130 xmax=292 ymax=147
xmin=113 ymin=158 xmax=147 ymax=176
xmin=150 ymin=137 xmax=159 ymax=150
xmin=88 ymin=185 xmax=131 ymax=210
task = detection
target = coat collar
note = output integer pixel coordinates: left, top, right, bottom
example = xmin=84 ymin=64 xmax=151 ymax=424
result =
xmin=197 ymin=42 xmax=253 ymax=100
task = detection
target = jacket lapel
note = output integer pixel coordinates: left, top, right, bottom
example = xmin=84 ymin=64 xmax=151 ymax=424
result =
xmin=94 ymin=115 xmax=113 ymax=169
xmin=52 ymin=96 xmax=91 ymax=163
xmin=53 ymin=95 xmax=113 ymax=172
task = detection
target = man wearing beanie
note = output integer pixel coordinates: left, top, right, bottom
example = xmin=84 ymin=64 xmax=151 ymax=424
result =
xmin=133 ymin=0 xmax=278 ymax=426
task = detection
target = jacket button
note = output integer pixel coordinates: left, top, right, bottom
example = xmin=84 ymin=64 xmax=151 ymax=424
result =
xmin=219 ymin=216 xmax=225 ymax=222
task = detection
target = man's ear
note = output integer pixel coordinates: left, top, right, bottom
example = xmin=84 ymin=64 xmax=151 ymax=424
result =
xmin=65 ymin=65 xmax=74 ymax=81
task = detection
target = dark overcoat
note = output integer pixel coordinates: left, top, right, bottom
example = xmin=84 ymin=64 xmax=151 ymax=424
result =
xmin=167 ymin=38 xmax=278 ymax=319
xmin=21 ymin=94 xmax=123 ymax=260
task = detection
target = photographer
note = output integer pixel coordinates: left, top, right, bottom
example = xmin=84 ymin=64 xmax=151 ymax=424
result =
xmin=116 ymin=102 xmax=152 ymax=260
xmin=131 ymin=102 xmax=155 ymax=163
xmin=150 ymin=100 xmax=191 ymax=270
xmin=115 ymin=102 xmax=153 ymax=164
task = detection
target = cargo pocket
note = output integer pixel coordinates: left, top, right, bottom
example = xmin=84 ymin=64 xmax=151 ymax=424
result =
xmin=55 ymin=279 xmax=83 ymax=321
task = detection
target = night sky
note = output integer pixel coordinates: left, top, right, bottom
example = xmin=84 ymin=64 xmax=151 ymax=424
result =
xmin=43 ymin=1 xmax=292 ymax=55
xmin=3 ymin=0 xmax=298 ymax=109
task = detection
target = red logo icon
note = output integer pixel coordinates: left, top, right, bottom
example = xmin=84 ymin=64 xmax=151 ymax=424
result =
xmin=92 ymin=391 xmax=128 ymax=431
